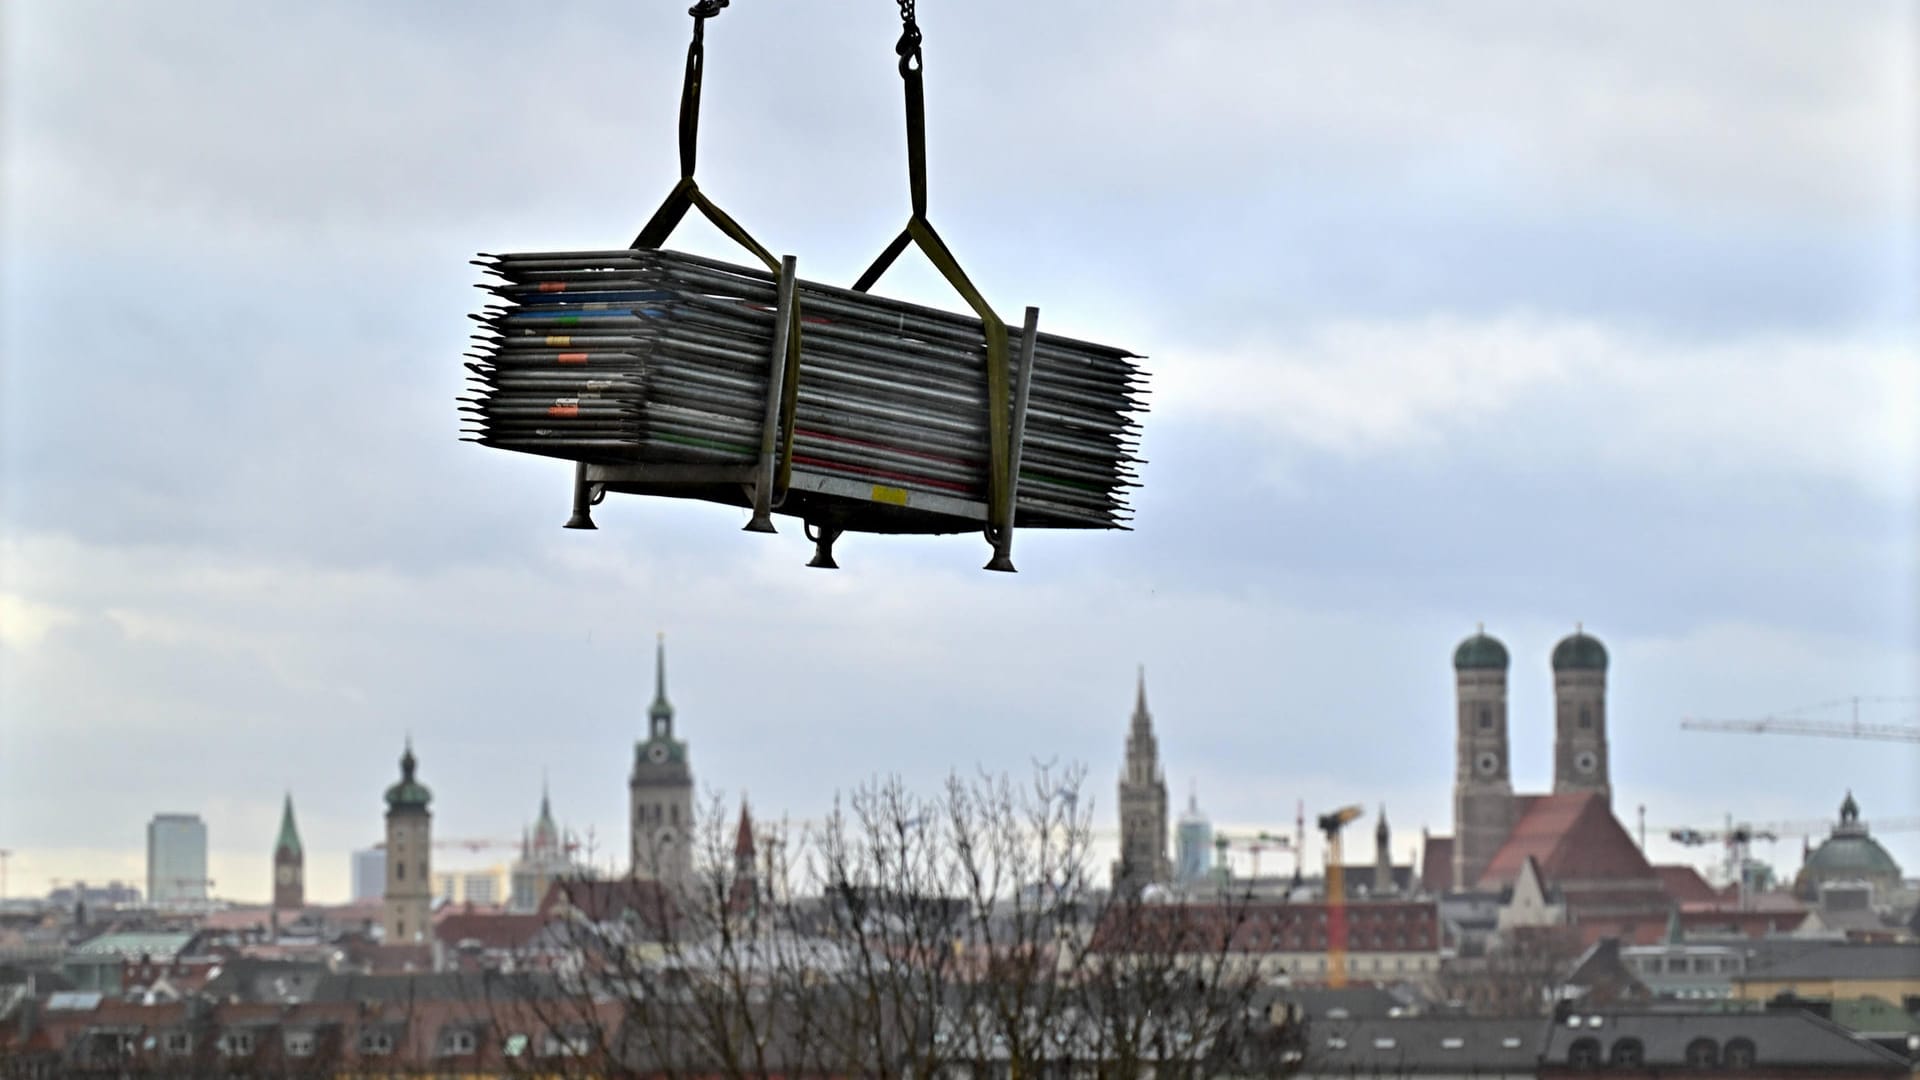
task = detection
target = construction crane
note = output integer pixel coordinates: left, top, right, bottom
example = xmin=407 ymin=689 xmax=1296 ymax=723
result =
xmin=1212 ymin=831 xmax=1292 ymax=883
xmin=1317 ymin=804 xmax=1364 ymax=989
xmin=1667 ymin=814 xmax=1920 ymax=907
xmin=1681 ymin=695 xmax=1920 ymax=743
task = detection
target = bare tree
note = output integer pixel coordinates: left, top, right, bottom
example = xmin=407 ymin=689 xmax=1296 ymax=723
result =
xmin=501 ymin=766 xmax=1290 ymax=1078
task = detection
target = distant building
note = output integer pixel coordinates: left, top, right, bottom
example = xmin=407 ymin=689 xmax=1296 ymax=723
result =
xmin=1794 ymin=793 xmax=1903 ymax=904
xmin=381 ymin=741 xmax=432 ymax=944
xmin=146 ymin=814 xmax=209 ymax=907
xmin=46 ymin=881 xmax=141 ymax=909
xmin=631 ymin=635 xmax=694 ymax=888
xmin=1112 ymin=668 xmax=1171 ymax=894
xmin=351 ymin=848 xmax=387 ymax=903
xmin=433 ymin=868 xmax=505 ymax=907
xmin=510 ymin=784 xmax=577 ymax=913
xmin=1174 ymin=790 xmax=1213 ymax=885
xmin=273 ymin=793 xmax=304 ymax=911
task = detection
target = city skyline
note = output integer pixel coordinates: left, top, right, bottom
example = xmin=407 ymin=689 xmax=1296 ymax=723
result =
xmin=3 ymin=2 xmax=1915 ymax=906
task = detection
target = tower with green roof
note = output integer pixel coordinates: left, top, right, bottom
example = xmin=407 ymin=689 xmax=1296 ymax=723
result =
xmin=382 ymin=739 xmax=433 ymax=945
xmin=1452 ymin=625 xmax=1515 ymax=891
xmin=630 ymin=635 xmax=693 ymax=888
xmin=1551 ymin=624 xmax=1611 ymax=803
xmin=272 ymin=793 xmax=304 ymax=911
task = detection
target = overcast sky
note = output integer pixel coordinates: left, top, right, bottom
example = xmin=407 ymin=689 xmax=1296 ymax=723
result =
xmin=3 ymin=1 xmax=1916 ymax=905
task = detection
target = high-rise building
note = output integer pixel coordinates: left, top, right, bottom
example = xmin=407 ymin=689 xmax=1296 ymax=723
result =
xmin=1112 ymin=668 xmax=1170 ymax=894
xmin=147 ymin=814 xmax=209 ymax=907
xmin=382 ymin=740 xmax=433 ymax=944
xmin=631 ymin=635 xmax=694 ymax=888
xmin=1174 ymin=789 xmax=1213 ymax=885
xmin=272 ymin=794 xmax=304 ymax=910
xmin=351 ymin=848 xmax=387 ymax=902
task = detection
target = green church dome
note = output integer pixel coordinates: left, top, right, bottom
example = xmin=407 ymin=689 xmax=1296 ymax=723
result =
xmin=1804 ymin=835 xmax=1903 ymax=879
xmin=1552 ymin=629 xmax=1609 ymax=672
xmin=384 ymin=741 xmax=432 ymax=811
xmin=1453 ymin=629 xmax=1510 ymax=671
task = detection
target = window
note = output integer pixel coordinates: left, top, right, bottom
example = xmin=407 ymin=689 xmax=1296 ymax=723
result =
xmin=285 ymin=1032 xmax=315 ymax=1058
xmin=1326 ymin=1037 xmax=1347 ymax=1049
xmin=1723 ymin=1038 xmax=1755 ymax=1070
xmin=396 ymin=862 xmax=405 ymax=881
xmin=1609 ymin=1038 xmax=1645 ymax=1067
xmin=1684 ymin=1038 xmax=1719 ymax=1068
xmin=1579 ymin=706 xmax=1593 ymax=729
xmin=360 ymin=1030 xmax=395 ymax=1056
xmin=1568 ymin=1037 xmax=1601 ymax=1069
xmin=1478 ymin=706 xmax=1493 ymax=730
xmin=163 ymin=1031 xmax=192 ymax=1055
xmin=1502 ymin=1036 xmax=1523 ymax=1049
xmin=1441 ymin=1037 xmax=1464 ymax=1049
xmin=440 ymin=1029 xmax=478 ymax=1056
xmin=220 ymin=1031 xmax=255 ymax=1056
xmin=1373 ymin=1037 xmax=1396 ymax=1049
xmin=396 ymin=919 xmax=405 ymax=939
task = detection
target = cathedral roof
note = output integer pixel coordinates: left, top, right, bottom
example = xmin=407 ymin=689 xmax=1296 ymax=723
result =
xmin=384 ymin=740 xmax=432 ymax=811
xmin=1453 ymin=628 xmax=1509 ymax=671
xmin=1475 ymin=792 xmax=1652 ymax=890
xmin=275 ymin=794 xmax=302 ymax=857
xmin=1551 ymin=628 xmax=1609 ymax=672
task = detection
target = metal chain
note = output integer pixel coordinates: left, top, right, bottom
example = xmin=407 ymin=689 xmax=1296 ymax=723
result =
xmin=894 ymin=0 xmax=922 ymax=70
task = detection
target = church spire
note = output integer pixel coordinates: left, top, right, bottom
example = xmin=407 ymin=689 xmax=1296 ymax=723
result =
xmin=649 ymin=633 xmax=674 ymax=737
xmin=276 ymin=793 xmax=302 ymax=857
xmin=1132 ymin=665 xmax=1151 ymax=732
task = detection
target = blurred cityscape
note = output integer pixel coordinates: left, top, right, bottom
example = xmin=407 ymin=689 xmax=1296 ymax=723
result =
xmin=2 ymin=630 xmax=1916 ymax=1074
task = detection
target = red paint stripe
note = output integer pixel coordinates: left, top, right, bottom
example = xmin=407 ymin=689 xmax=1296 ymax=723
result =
xmin=538 ymin=282 xmax=567 ymax=293
xmin=556 ymin=352 xmax=589 ymax=365
xmin=548 ymin=405 xmax=580 ymax=418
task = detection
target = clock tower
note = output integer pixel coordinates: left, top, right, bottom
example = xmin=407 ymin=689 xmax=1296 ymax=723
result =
xmin=272 ymin=793 xmax=304 ymax=911
xmin=1551 ymin=626 xmax=1611 ymax=803
xmin=630 ymin=635 xmax=694 ymax=888
xmin=1452 ymin=626 xmax=1515 ymax=891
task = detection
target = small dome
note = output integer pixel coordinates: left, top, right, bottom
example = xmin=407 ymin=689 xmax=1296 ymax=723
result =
xmin=1552 ymin=629 xmax=1608 ymax=672
xmin=1803 ymin=835 xmax=1902 ymax=880
xmin=1453 ymin=630 xmax=1510 ymax=671
xmin=384 ymin=743 xmax=432 ymax=811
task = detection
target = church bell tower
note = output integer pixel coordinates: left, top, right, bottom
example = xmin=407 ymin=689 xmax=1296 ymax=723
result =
xmin=1452 ymin=627 xmax=1515 ymax=892
xmin=631 ymin=635 xmax=694 ymax=888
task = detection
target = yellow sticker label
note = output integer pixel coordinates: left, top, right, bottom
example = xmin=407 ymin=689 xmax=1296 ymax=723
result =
xmin=869 ymin=485 xmax=909 ymax=506
xmin=545 ymin=335 xmax=571 ymax=346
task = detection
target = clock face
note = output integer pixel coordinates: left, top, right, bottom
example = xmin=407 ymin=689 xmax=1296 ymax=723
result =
xmin=1575 ymin=750 xmax=1599 ymax=775
xmin=648 ymin=743 xmax=669 ymax=764
xmin=1475 ymin=752 xmax=1500 ymax=777
xmin=276 ymin=865 xmax=295 ymax=885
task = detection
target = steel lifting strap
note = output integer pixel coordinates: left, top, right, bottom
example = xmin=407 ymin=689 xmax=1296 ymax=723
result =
xmin=851 ymin=4 xmax=1014 ymax=535
xmin=632 ymin=1 xmax=805 ymax=491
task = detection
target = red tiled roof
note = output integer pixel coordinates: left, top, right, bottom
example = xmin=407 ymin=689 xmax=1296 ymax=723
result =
xmin=434 ymin=912 xmax=544 ymax=951
xmin=1652 ymin=864 xmax=1719 ymax=904
xmin=1476 ymin=792 xmax=1653 ymax=890
xmin=1421 ymin=835 xmax=1453 ymax=894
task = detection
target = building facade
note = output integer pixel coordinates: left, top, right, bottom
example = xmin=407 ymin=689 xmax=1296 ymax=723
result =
xmin=351 ymin=848 xmax=387 ymax=903
xmin=272 ymin=794 xmax=304 ymax=911
xmin=382 ymin=741 xmax=433 ymax=944
xmin=1113 ymin=668 xmax=1171 ymax=894
xmin=631 ymin=636 xmax=694 ymax=888
xmin=146 ymin=814 xmax=209 ymax=908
